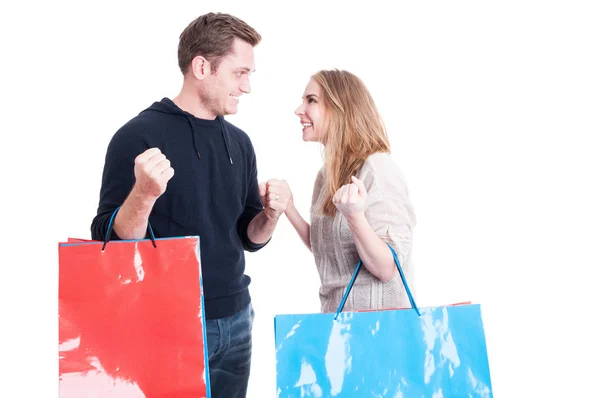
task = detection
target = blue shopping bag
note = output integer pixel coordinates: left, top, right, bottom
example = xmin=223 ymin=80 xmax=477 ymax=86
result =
xmin=274 ymin=246 xmax=493 ymax=397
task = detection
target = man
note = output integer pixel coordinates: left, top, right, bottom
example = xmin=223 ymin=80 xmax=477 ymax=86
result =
xmin=91 ymin=12 xmax=290 ymax=397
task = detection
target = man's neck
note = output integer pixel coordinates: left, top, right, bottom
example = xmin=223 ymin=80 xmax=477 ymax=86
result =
xmin=172 ymin=86 xmax=217 ymax=120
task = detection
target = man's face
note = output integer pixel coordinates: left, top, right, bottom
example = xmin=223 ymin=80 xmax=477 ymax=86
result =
xmin=203 ymin=38 xmax=255 ymax=117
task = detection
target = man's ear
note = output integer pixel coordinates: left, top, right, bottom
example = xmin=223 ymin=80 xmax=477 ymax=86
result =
xmin=190 ymin=56 xmax=211 ymax=80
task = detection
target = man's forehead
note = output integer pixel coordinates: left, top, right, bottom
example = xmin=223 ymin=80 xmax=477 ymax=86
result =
xmin=221 ymin=50 xmax=255 ymax=72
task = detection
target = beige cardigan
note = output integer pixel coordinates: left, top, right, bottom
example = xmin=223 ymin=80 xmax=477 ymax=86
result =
xmin=310 ymin=152 xmax=416 ymax=313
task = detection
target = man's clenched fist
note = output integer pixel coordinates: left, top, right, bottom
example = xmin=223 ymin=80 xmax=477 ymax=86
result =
xmin=133 ymin=148 xmax=174 ymax=200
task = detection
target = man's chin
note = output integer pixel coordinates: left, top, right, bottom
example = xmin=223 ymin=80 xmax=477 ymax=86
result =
xmin=224 ymin=106 xmax=239 ymax=116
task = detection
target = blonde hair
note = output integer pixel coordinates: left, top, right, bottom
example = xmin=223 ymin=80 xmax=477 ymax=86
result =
xmin=312 ymin=69 xmax=391 ymax=217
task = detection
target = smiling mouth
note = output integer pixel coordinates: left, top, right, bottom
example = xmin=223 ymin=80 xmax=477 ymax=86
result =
xmin=302 ymin=122 xmax=313 ymax=128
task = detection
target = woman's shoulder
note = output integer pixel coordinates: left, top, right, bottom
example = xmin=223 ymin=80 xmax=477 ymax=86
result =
xmin=360 ymin=152 xmax=404 ymax=181
xmin=359 ymin=152 xmax=411 ymax=196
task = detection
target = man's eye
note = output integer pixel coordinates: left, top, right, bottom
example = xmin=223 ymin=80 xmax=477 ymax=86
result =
xmin=235 ymin=71 xmax=243 ymax=77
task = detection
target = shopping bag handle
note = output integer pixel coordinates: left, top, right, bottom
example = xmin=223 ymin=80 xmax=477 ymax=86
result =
xmin=335 ymin=243 xmax=420 ymax=319
xmin=102 ymin=206 xmax=157 ymax=251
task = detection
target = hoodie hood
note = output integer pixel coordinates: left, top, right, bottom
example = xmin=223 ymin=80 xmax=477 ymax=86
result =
xmin=144 ymin=98 xmax=234 ymax=164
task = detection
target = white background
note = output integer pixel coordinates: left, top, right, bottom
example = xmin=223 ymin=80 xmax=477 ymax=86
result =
xmin=1 ymin=1 xmax=599 ymax=397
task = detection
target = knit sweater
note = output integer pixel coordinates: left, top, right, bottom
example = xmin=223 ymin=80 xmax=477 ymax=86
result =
xmin=310 ymin=152 xmax=416 ymax=313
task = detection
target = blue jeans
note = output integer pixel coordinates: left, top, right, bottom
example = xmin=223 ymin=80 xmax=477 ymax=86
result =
xmin=206 ymin=303 xmax=254 ymax=398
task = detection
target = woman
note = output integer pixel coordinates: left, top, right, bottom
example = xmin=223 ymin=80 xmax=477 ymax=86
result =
xmin=285 ymin=69 xmax=417 ymax=313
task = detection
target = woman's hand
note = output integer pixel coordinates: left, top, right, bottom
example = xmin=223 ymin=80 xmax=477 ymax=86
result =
xmin=333 ymin=176 xmax=368 ymax=221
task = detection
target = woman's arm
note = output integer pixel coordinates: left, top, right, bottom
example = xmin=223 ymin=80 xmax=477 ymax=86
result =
xmin=285 ymin=196 xmax=311 ymax=251
xmin=334 ymin=176 xmax=396 ymax=281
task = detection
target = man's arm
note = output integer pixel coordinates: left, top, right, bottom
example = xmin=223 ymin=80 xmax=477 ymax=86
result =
xmin=113 ymin=148 xmax=174 ymax=239
xmin=246 ymin=211 xmax=279 ymax=245
xmin=91 ymin=139 xmax=173 ymax=240
xmin=246 ymin=179 xmax=291 ymax=245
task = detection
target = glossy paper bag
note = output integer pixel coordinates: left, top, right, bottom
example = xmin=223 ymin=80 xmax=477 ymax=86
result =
xmin=274 ymin=247 xmax=493 ymax=397
xmin=59 ymin=234 xmax=210 ymax=397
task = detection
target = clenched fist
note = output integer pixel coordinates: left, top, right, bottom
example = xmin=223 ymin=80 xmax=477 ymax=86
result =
xmin=259 ymin=179 xmax=291 ymax=220
xmin=133 ymin=148 xmax=174 ymax=200
xmin=333 ymin=176 xmax=368 ymax=220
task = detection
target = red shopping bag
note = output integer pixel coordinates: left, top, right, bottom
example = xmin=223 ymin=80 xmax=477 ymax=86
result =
xmin=58 ymin=233 xmax=210 ymax=397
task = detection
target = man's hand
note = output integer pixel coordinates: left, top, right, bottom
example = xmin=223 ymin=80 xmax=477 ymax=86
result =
xmin=132 ymin=148 xmax=175 ymax=200
xmin=259 ymin=179 xmax=291 ymax=220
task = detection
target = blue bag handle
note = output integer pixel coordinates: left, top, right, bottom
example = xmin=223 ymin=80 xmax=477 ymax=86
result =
xmin=102 ymin=206 xmax=157 ymax=251
xmin=335 ymin=243 xmax=420 ymax=319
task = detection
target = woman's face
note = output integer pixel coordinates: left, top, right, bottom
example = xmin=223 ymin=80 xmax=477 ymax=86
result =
xmin=295 ymin=78 xmax=326 ymax=143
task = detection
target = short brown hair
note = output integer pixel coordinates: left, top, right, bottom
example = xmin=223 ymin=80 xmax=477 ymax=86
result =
xmin=178 ymin=12 xmax=261 ymax=74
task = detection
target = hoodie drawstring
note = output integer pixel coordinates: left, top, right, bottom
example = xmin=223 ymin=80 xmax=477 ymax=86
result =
xmin=149 ymin=99 xmax=232 ymax=163
xmin=186 ymin=115 xmax=233 ymax=164
xmin=186 ymin=116 xmax=202 ymax=159
xmin=218 ymin=116 xmax=234 ymax=165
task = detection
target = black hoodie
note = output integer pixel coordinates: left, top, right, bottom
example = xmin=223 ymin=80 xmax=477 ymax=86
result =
xmin=91 ymin=98 xmax=267 ymax=319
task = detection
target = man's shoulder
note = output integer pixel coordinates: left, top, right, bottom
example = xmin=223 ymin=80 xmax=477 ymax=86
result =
xmin=118 ymin=108 xmax=166 ymax=133
xmin=111 ymin=108 xmax=174 ymax=142
xmin=222 ymin=119 xmax=253 ymax=145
